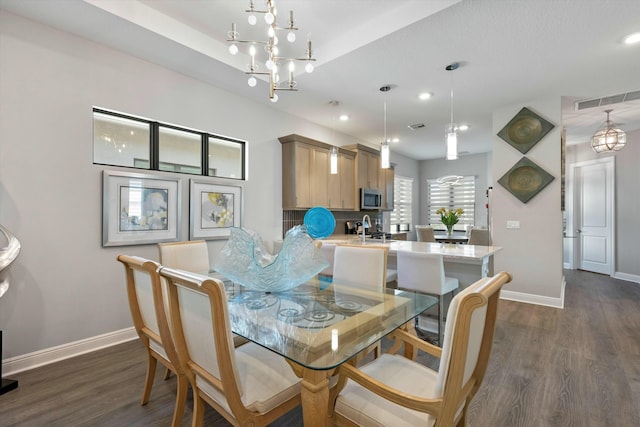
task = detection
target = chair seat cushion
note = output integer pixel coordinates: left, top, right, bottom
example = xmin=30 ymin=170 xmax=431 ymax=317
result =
xmin=197 ymin=342 xmax=301 ymax=415
xmin=335 ymin=353 xmax=438 ymax=427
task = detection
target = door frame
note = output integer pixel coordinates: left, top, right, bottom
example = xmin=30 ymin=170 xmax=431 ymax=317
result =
xmin=566 ymin=156 xmax=615 ymax=275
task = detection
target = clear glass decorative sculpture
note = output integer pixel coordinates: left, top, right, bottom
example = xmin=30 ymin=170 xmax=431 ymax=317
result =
xmin=214 ymin=225 xmax=329 ymax=292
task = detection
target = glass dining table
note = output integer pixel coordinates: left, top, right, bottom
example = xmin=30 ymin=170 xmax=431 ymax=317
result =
xmin=210 ymin=273 xmax=437 ymax=427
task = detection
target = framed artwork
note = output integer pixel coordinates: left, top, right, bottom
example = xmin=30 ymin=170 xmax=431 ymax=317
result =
xmin=497 ymin=107 xmax=555 ymax=154
xmin=102 ymin=170 xmax=181 ymax=247
xmin=497 ymin=157 xmax=555 ymax=204
xmin=190 ymin=180 xmax=243 ymax=240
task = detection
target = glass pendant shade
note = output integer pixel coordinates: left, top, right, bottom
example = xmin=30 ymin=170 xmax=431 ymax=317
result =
xmin=330 ymin=146 xmax=338 ymax=174
xmin=446 ymin=126 xmax=458 ymax=160
xmin=591 ymin=110 xmax=626 ymax=153
xmin=381 ymin=141 xmax=390 ymax=168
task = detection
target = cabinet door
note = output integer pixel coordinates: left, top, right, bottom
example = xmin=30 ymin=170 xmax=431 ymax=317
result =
xmin=366 ymin=152 xmax=380 ymax=190
xmin=294 ymin=144 xmax=312 ymax=207
xmin=311 ymin=147 xmax=330 ymax=207
xmin=340 ymin=154 xmax=356 ymax=209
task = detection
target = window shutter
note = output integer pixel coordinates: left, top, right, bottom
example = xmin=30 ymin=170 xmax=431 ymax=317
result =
xmin=427 ymin=176 xmax=475 ymax=230
xmin=391 ymin=175 xmax=413 ymax=227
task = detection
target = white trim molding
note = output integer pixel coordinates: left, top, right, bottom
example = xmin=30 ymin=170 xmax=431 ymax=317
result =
xmin=499 ymin=276 xmax=566 ymax=309
xmin=2 ymin=327 xmax=137 ymax=376
xmin=614 ymin=272 xmax=640 ymax=284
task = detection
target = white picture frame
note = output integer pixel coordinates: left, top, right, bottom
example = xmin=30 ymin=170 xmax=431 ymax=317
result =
xmin=190 ymin=179 xmax=243 ymax=240
xmin=102 ymin=170 xmax=181 ymax=246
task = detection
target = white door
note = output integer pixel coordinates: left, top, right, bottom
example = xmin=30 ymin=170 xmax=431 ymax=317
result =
xmin=573 ymin=157 xmax=614 ymax=275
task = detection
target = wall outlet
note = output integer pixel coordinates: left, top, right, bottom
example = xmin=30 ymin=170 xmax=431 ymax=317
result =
xmin=506 ymin=220 xmax=520 ymax=229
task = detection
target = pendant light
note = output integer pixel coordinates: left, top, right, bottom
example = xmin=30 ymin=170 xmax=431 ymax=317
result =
xmin=329 ymin=100 xmax=339 ymax=174
xmin=380 ymin=85 xmax=391 ymax=169
xmin=445 ymin=63 xmax=459 ymax=160
xmin=591 ymin=109 xmax=627 ymax=153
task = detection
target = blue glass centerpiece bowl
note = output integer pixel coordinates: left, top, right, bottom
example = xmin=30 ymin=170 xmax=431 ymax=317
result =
xmin=213 ymin=225 xmax=329 ymax=292
xmin=304 ymin=206 xmax=336 ymax=239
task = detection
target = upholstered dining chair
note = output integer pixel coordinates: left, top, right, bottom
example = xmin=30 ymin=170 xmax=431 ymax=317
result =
xmin=117 ymin=255 xmax=187 ymax=427
xmin=333 ymin=245 xmax=389 ymax=291
xmin=158 ymin=240 xmax=248 ymax=348
xmin=158 ymin=240 xmax=210 ymax=275
xmin=467 ymin=228 xmax=491 ymax=246
xmin=319 ymin=242 xmax=337 ymax=277
xmin=333 ymin=244 xmax=389 ymax=358
xmin=330 ymin=271 xmax=512 ymax=427
xmin=415 ymin=225 xmax=436 ymax=242
xmin=158 ymin=267 xmax=302 ymax=427
xmin=397 ymin=251 xmax=458 ymax=346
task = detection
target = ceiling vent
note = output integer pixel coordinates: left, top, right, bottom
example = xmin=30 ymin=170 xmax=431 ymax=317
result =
xmin=408 ymin=123 xmax=425 ymax=130
xmin=575 ymin=90 xmax=640 ymax=111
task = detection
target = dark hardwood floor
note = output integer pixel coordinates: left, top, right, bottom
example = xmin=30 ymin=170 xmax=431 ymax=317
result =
xmin=1 ymin=270 xmax=639 ymax=426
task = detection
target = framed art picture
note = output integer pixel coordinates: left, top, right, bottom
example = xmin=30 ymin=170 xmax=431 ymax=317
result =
xmin=497 ymin=157 xmax=554 ymax=204
xmin=190 ymin=180 xmax=243 ymax=240
xmin=497 ymin=107 xmax=555 ymax=154
xmin=102 ymin=170 xmax=181 ymax=246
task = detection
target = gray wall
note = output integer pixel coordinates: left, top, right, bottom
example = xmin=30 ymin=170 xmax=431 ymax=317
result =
xmin=0 ymin=10 xmax=419 ymax=360
xmin=419 ymin=153 xmax=491 ymax=230
xmin=564 ymin=128 xmax=640 ymax=277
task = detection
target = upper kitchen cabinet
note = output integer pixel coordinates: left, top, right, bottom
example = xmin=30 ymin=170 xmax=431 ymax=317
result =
xmin=328 ymin=149 xmax=356 ymax=210
xmin=345 ymin=144 xmax=381 ymax=192
xmin=280 ymin=134 xmax=355 ymax=210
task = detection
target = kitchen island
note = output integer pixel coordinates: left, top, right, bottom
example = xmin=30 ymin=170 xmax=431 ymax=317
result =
xmin=317 ymin=236 xmax=502 ymax=288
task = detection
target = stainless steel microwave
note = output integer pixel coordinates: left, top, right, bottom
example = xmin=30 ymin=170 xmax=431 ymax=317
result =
xmin=360 ymin=188 xmax=382 ymax=209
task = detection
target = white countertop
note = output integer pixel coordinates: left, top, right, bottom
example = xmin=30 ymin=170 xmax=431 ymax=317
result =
xmin=317 ymin=235 xmax=501 ymax=260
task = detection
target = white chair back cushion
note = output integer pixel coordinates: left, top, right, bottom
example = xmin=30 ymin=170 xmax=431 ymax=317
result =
xmin=176 ymin=283 xmax=242 ymax=394
xmin=435 ymin=280 xmax=488 ymax=395
xmin=319 ymin=243 xmax=337 ymax=276
xmin=160 ymin=241 xmax=210 ymax=275
xmin=397 ymin=252 xmax=447 ymax=294
xmin=468 ymin=228 xmax=490 ymax=246
xmin=133 ymin=269 xmax=160 ymax=336
xmin=333 ymin=246 xmax=386 ymax=291
xmin=415 ymin=226 xmax=435 ymax=242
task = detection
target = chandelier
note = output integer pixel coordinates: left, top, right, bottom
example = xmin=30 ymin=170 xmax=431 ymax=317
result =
xmin=445 ymin=63 xmax=460 ymax=160
xmin=227 ymin=0 xmax=316 ymax=102
xmin=591 ymin=109 xmax=627 ymax=153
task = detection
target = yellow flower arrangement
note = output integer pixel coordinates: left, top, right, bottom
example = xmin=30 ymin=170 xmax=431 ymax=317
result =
xmin=436 ymin=207 xmax=464 ymax=235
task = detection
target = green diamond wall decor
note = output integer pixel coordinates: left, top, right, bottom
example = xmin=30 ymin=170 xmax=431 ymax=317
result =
xmin=497 ymin=107 xmax=555 ymax=154
xmin=498 ymin=157 xmax=555 ymax=203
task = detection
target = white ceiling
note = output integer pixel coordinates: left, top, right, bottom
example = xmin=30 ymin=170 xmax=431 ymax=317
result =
xmin=2 ymin=0 xmax=640 ymax=159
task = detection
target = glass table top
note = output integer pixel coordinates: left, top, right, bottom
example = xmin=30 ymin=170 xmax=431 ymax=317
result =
xmin=210 ymin=273 xmax=437 ymax=370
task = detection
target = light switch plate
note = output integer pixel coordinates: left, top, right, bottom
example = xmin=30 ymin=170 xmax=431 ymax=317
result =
xmin=507 ymin=220 xmax=520 ymax=229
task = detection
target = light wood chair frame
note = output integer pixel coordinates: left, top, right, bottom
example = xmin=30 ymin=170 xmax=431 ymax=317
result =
xmin=117 ymin=255 xmax=187 ymax=427
xmin=329 ymin=271 xmax=512 ymax=427
xmin=159 ymin=267 xmax=302 ymax=427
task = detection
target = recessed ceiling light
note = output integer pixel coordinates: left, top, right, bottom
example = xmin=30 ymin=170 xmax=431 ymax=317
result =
xmin=392 ymin=137 xmax=400 ymax=143
xmin=623 ymin=32 xmax=640 ymax=44
xmin=458 ymin=124 xmax=469 ymax=131
xmin=339 ymin=114 xmax=349 ymax=121
xmin=419 ymin=92 xmax=432 ymax=100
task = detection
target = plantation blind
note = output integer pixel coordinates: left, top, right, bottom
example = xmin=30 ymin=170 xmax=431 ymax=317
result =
xmin=426 ymin=176 xmax=475 ymax=230
xmin=391 ymin=175 xmax=413 ymax=228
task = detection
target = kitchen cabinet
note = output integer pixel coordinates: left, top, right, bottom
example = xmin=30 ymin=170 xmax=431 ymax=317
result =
xmin=345 ymin=144 xmax=382 ymax=192
xmin=280 ymin=134 xmax=355 ymax=210
xmin=328 ymin=150 xmax=356 ymax=209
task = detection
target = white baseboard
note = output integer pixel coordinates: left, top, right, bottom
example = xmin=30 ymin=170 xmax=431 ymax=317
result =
xmin=2 ymin=327 xmax=138 ymax=376
xmin=500 ymin=276 xmax=565 ymax=309
xmin=614 ymin=272 xmax=640 ymax=284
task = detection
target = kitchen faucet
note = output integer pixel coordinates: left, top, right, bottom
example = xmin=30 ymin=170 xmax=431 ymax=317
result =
xmin=361 ymin=214 xmax=371 ymax=243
